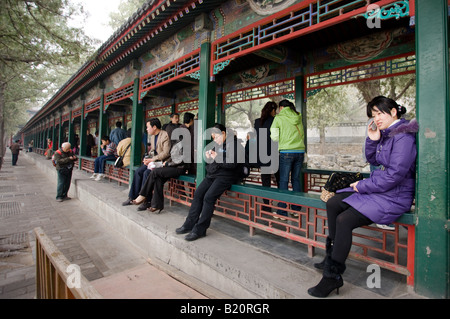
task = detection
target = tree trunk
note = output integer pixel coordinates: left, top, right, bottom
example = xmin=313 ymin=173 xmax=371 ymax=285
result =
xmin=0 ymin=81 xmax=5 ymax=170
xmin=355 ymin=80 xmax=382 ymax=103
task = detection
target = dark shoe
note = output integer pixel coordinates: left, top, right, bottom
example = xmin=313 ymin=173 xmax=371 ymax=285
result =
xmin=137 ymin=202 xmax=152 ymax=211
xmin=314 ymin=237 xmax=333 ymax=270
xmin=122 ymin=198 xmax=133 ymax=206
xmin=63 ymin=196 xmax=71 ymax=201
xmin=175 ymin=226 xmax=192 ymax=235
xmin=308 ymin=275 xmax=343 ymax=297
xmin=184 ymin=232 xmax=205 ymax=241
xmin=148 ymin=207 xmax=163 ymax=214
xmin=308 ymin=257 xmax=346 ymax=298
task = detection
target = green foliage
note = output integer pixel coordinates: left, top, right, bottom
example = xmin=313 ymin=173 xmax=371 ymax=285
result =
xmin=0 ymin=0 xmax=96 ymax=139
xmin=107 ymin=0 xmax=148 ymax=31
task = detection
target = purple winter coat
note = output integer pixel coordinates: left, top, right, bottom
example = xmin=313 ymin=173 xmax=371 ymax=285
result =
xmin=337 ymin=119 xmax=419 ymax=225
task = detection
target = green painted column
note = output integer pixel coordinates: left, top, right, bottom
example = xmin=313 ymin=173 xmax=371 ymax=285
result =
xmin=98 ymin=94 xmax=108 ymax=157
xmin=51 ymin=121 xmax=56 ymax=152
xmin=46 ymin=127 xmax=50 ymax=148
xmin=295 ymin=75 xmax=306 ymax=192
xmin=130 ymin=77 xmax=144 ymax=186
xmin=196 ymin=41 xmax=216 ymax=184
xmin=68 ymin=107 xmax=74 ymax=147
xmin=78 ymin=101 xmax=87 ymax=169
xmin=216 ymin=93 xmax=224 ymax=125
xmin=58 ymin=111 xmax=63 ymax=148
xmin=415 ymin=0 xmax=449 ymax=299
xmin=38 ymin=125 xmax=43 ymax=149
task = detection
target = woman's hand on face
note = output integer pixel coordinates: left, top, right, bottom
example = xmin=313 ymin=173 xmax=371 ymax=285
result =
xmin=368 ymin=120 xmax=380 ymax=141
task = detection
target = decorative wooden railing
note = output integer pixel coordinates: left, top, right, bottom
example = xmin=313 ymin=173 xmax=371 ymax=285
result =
xmin=34 ymin=227 xmax=102 ymax=299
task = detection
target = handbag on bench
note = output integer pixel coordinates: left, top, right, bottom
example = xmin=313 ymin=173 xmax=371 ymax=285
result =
xmin=320 ymin=172 xmax=363 ymax=202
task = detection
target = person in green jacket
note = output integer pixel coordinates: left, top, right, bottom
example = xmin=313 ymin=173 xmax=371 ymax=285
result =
xmin=270 ymin=99 xmax=305 ymax=218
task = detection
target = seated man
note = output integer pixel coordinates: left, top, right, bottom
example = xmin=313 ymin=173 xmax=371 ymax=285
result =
xmin=132 ymin=112 xmax=196 ymax=213
xmin=176 ymin=123 xmax=246 ymax=241
xmin=45 ymin=138 xmax=53 ymax=159
xmin=90 ymin=136 xmax=117 ymax=181
xmin=122 ymin=118 xmax=171 ymax=210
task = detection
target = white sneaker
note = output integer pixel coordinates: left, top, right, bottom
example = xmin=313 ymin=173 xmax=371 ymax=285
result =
xmin=90 ymin=173 xmax=98 ymax=179
xmin=376 ymin=223 xmax=395 ymax=231
xmin=94 ymin=174 xmax=104 ymax=181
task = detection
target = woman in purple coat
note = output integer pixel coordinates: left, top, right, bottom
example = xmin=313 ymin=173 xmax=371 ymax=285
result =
xmin=308 ymin=96 xmax=419 ymax=298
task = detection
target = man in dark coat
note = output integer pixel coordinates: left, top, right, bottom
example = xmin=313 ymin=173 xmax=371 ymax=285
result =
xmin=175 ymin=123 xmax=245 ymax=241
xmin=9 ymin=140 xmax=21 ymax=166
xmin=54 ymin=142 xmax=77 ymax=202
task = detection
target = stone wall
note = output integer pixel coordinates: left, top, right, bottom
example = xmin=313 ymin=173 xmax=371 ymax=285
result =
xmin=306 ymin=143 xmax=370 ymax=173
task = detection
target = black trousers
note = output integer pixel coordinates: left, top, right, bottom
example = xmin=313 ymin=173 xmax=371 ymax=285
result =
xmin=56 ymin=169 xmax=72 ymax=200
xmin=128 ymin=165 xmax=151 ymax=200
xmin=182 ymin=176 xmax=239 ymax=236
xmin=139 ymin=166 xmax=185 ymax=209
xmin=12 ymin=154 xmax=18 ymax=166
xmin=326 ymin=192 xmax=372 ymax=264
xmin=260 ymin=170 xmax=279 ymax=211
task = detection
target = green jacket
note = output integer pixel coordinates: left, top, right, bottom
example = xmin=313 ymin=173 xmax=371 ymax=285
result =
xmin=270 ymin=107 xmax=305 ymax=152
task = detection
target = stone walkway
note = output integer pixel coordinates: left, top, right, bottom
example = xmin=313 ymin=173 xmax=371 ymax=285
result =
xmin=0 ymin=150 xmax=206 ymax=299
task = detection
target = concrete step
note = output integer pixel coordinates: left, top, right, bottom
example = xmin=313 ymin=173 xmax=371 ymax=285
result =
xmin=27 ymin=153 xmax=417 ymax=299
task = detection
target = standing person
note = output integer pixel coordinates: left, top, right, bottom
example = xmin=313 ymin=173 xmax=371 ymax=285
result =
xmin=270 ymin=99 xmax=305 ymax=218
xmin=133 ymin=112 xmax=195 ymax=213
xmin=54 ymin=142 xmax=77 ymax=202
xmin=253 ymin=101 xmax=279 ymax=210
xmin=90 ymin=136 xmax=117 ymax=181
xmin=73 ymin=134 xmax=79 ymax=155
xmin=308 ymin=96 xmax=418 ymax=298
xmin=122 ymin=118 xmax=171 ymax=210
xmin=92 ymin=131 xmax=99 ymax=156
xmin=27 ymin=140 xmax=33 ymax=153
xmin=162 ymin=113 xmax=181 ymax=145
xmin=175 ymin=123 xmax=245 ymax=241
xmin=86 ymin=129 xmax=95 ymax=157
xmin=9 ymin=140 xmax=21 ymax=166
xmin=109 ymin=121 xmax=127 ymax=146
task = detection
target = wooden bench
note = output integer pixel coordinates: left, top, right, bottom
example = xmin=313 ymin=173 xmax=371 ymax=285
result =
xmin=165 ymin=176 xmax=416 ymax=287
xmin=105 ymin=160 xmax=129 ymax=185
xmin=77 ymin=156 xmax=130 ymax=185
xmin=36 ymin=145 xmax=416 ymax=286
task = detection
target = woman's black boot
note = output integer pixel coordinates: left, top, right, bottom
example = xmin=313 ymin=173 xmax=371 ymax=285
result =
xmin=308 ymin=257 xmax=346 ymax=298
xmin=314 ymin=237 xmax=333 ymax=270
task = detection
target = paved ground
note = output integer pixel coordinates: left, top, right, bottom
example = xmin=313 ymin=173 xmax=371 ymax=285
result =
xmin=0 ymin=150 xmax=207 ymax=299
xmin=0 ymin=149 xmax=426 ymax=301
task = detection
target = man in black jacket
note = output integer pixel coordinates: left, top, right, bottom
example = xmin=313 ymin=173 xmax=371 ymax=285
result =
xmin=176 ymin=123 xmax=245 ymax=241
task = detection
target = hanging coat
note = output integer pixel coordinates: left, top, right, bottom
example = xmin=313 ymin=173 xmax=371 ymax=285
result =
xmin=337 ymin=118 xmax=419 ymax=225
